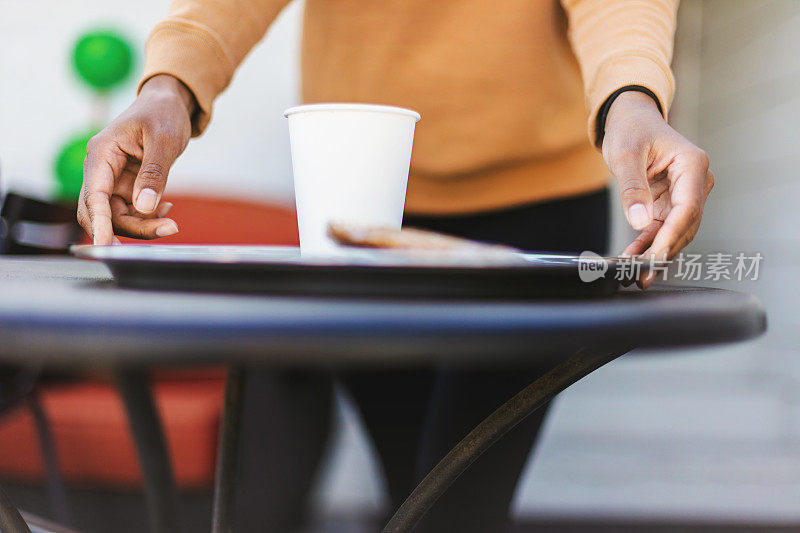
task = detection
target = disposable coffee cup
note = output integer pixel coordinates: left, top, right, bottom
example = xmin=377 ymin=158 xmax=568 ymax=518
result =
xmin=284 ymin=103 xmax=421 ymax=255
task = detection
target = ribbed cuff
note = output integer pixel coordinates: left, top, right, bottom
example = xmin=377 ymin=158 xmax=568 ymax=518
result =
xmin=586 ymin=54 xmax=674 ymax=147
xmin=594 ymin=85 xmax=662 ymax=148
xmin=138 ymin=21 xmax=235 ymax=137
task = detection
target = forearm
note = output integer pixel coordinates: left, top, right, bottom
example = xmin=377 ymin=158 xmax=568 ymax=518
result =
xmin=561 ymin=0 xmax=679 ymax=146
xmin=605 ymin=91 xmax=663 ymax=132
xmin=140 ymin=74 xmax=197 ymax=117
xmin=140 ymin=0 xmax=292 ymax=136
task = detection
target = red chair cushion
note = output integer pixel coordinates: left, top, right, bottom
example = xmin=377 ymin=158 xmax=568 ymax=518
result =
xmin=0 ymin=379 xmax=224 ymax=488
xmin=117 ymin=194 xmax=299 ymax=246
xmin=1 ymin=196 xmax=298 ymax=488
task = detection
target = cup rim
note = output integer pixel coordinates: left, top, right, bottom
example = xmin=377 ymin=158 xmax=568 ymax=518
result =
xmin=284 ymin=103 xmax=421 ymax=122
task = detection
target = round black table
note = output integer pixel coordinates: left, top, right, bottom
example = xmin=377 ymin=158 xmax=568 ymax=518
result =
xmin=0 ymin=257 xmax=767 ymax=533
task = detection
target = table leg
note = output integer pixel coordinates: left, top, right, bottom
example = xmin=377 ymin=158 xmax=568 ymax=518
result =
xmin=0 ymin=485 xmax=31 ymax=533
xmin=211 ymin=366 xmax=245 ymax=533
xmin=382 ymin=345 xmax=631 ymax=533
xmin=114 ymin=369 xmax=180 ymax=533
xmin=28 ymin=393 xmax=72 ymax=527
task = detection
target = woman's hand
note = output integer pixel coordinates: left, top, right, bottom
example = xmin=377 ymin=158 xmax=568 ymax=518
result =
xmin=602 ymin=91 xmax=715 ymax=288
xmin=77 ymin=75 xmax=196 ymax=245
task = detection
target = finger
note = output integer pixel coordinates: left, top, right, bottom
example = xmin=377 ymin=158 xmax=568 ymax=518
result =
xmin=155 ymin=202 xmax=173 ymax=218
xmin=638 ymin=261 xmax=658 ymax=290
xmin=620 ymin=205 xmax=665 ymax=292
xmin=669 ymin=170 xmax=713 ymax=257
xmin=112 ymin=160 xmax=141 ymax=200
xmin=85 ymin=189 xmax=114 ymax=245
xmin=621 ymin=219 xmax=662 ymax=257
xmin=615 ymin=255 xmax=635 ymax=287
xmin=77 ymin=188 xmax=91 ymax=237
xmin=649 ymin=155 xmax=709 ymax=259
xmin=82 ymin=135 xmax=127 ymax=244
xmin=608 ymin=150 xmax=654 ymax=231
xmin=704 ymin=170 xmax=715 ymax=199
xmin=660 ymin=170 xmax=713 ymax=257
xmin=132 ymin=133 xmax=180 ymax=215
xmin=113 ymin=217 xmax=179 ymax=240
xmin=110 ymin=195 xmax=179 ymax=239
xmin=669 ymin=220 xmax=701 ymax=258
xmin=635 ymin=247 xmax=668 ymax=290
xmin=112 ymin=194 xmax=172 ymax=220
xmin=112 ymin=212 xmax=179 ymax=240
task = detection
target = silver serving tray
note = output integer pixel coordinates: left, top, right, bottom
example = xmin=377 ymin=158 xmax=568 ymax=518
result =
xmin=71 ymin=245 xmax=629 ymax=298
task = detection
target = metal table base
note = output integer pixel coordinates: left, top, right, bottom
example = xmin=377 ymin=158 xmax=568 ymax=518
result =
xmin=114 ymin=369 xmax=180 ymax=533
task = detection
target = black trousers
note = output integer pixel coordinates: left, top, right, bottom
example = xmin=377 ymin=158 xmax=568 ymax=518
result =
xmin=236 ymin=189 xmax=610 ymax=532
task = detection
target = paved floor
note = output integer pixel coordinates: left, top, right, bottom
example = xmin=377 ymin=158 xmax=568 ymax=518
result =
xmin=308 ymin=516 xmax=800 ymax=533
xmin=5 ymin=482 xmax=797 ymax=532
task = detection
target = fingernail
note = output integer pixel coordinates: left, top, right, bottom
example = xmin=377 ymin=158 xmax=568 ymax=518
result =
xmin=627 ymin=203 xmax=650 ymax=230
xmin=156 ymin=221 xmax=179 ymax=237
xmin=135 ymin=189 xmax=158 ymax=213
xmin=156 ymin=202 xmax=174 ymax=218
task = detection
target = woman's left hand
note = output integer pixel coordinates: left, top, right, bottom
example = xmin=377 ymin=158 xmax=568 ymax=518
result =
xmin=602 ymin=91 xmax=715 ymax=288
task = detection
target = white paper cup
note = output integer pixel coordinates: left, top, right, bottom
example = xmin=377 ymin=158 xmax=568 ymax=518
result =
xmin=284 ymin=103 xmax=421 ymax=255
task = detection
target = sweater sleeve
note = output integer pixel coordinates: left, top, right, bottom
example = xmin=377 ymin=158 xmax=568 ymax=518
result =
xmin=139 ymin=0 xmax=292 ymax=136
xmin=561 ymin=0 xmax=679 ymax=146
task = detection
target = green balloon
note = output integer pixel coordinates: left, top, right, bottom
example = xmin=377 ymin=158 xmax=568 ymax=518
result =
xmin=54 ymin=132 xmax=97 ymax=201
xmin=72 ymin=30 xmax=134 ymax=90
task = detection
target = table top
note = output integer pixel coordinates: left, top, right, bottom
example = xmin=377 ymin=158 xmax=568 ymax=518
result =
xmin=0 ymin=257 xmax=766 ymax=369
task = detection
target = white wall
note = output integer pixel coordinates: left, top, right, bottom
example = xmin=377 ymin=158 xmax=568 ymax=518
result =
xmin=0 ymin=0 xmax=301 ymax=206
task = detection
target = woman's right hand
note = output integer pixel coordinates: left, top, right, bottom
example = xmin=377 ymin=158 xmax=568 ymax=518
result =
xmin=77 ymin=74 xmax=196 ymax=244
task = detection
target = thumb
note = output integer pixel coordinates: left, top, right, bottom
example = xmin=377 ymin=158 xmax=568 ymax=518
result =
xmin=609 ymin=152 xmax=653 ymax=231
xmin=132 ymin=136 xmax=179 ymax=214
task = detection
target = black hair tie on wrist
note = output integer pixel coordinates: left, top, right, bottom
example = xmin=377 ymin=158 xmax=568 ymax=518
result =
xmin=595 ymin=85 xmax=663 ymax=148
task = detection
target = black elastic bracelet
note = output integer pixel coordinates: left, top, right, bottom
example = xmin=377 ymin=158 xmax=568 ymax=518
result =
xmin=595 ymin=85 xmax=663 ymax=148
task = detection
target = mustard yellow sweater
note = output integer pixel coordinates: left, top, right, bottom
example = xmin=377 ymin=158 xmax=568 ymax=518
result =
xmin=141 ymin=0 xmax=678 ymax=214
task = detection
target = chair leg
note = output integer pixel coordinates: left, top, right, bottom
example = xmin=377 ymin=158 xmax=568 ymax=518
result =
xmin=114 ymin=369 xmax=180 ymax=533
xmin=211 ymin=366 xmax=245 ymax=533
xmin=28 ymin=393 xmax=72 ymax=527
